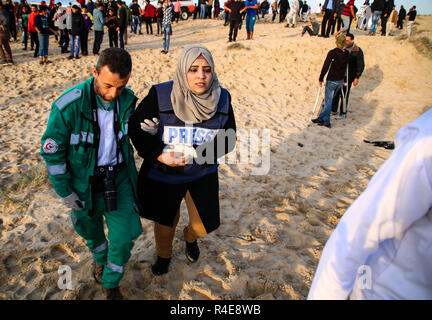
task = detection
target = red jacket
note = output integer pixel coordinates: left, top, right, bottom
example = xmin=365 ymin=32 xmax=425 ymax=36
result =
xmin=144 ymin=4 xmax=156 ymax=18
xmin=28 ymin=12 xmax=38 ymax=32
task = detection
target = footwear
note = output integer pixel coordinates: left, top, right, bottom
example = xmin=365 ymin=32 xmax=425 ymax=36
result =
xmin=93 ymin=263 xmax=104 ymax=284
xmin=318 ymin=122 xmax=331 ymax=128
xmin=103 ymin=287 xmax=124 ymax=300
xmin=75 ymin=56 xmax=80 ymax=59
xmin=45 ymin=60 xmax=52 ymax=64
xmin=67 ymin=56 xmax=74 ymax=60
xmin=39 ymin=60 xmax=44 ymax=65
xmin=311 ymin=117 xmax=324 ymax=124
xmin=335 ymin=114 xmax=346 ymax=120
xmin=185 ymin=240 xmax=200 ymax=263
xmin=151 ymin=256 xmax=171 ymax=276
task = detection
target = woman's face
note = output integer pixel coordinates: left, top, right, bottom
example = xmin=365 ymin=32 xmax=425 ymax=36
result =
xmin=186 ymin=55 xmax=213 ymax=95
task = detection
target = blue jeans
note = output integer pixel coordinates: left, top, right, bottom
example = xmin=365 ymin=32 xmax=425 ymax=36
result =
xmin=70 ymin=35 xmax=80 ymax=57
xmin=319 ymin=80 xmax=343 ymax=124
xmin=370 ymin=11 xmax=381 ymax=34
xmin=162 ymin=24 xmax=170 ymax=52
xmin=38 ymin=34 xmax=49 ymax=57
xmin=200 ymin=5 xmax=206 ymax=19
xmin=246 ymin=15 xmax=256 ymax=33
xmin=131 ymin=16 xmax=141 ymax=33
xmin=261 ymin=9 xmax=268 ymax=19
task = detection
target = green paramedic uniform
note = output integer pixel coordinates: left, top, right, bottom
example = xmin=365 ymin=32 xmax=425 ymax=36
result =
xmin=40 ymin=77 xmax=142 ymax=289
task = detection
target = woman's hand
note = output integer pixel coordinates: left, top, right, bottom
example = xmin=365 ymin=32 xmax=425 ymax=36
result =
xmin=157 ymin=151 xmax=188 ymax=167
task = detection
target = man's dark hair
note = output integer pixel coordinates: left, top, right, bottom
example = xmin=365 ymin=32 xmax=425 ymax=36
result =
xmin=346 ymin=32 xmax=354 ymax=40
xmin=96 ymin=48 xmax=132 ymax=79
xmin=39 ymin=4 xmax=47 ymax=11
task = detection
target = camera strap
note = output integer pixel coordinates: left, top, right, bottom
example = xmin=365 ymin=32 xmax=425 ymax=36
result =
xmin=90 ymin=78 xmax=122 ymax=169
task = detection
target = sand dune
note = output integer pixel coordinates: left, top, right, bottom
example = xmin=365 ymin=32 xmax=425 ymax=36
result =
xmin=1 ymin=16 xmax=431 ymax=299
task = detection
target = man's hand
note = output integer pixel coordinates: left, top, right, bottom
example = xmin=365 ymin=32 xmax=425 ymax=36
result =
xmin=140 ymin=117 xmax=160 ymax=135
xmin=62 ymin=192 xmax=85 ymax=211
xmin=319 ymin=81 xmax=323 ymax=87
xmin=353 ymin=78 xmax=359 ymax=86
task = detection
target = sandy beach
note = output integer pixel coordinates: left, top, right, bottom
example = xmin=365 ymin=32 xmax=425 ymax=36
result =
xmin=1 ymin=15 xmax=432 ymax=300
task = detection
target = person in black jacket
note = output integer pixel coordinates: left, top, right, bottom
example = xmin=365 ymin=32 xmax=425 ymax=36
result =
xmin=319 ymin=0 xmax=340 ymax=38
xmin=369 ymin=0 xmax=385 ymax=35
xmin=332 ymin=33 xmax=364 ymax=118
xmin=380 ymin=0 xmax=394 ymax=36
xmin=107 ymin=8 xmax=119 ymax=47
xmin=129 ymin=45 xmax=236 ymax=276
xmin=278 ymin=0 xmax=289 ymax=23
xmin=68 ymin=5 xmax=85 ymax=59
xmin=312 ymin=32 xmax=348 ymax=128
xmin=117 ymin=1 xmax=127 ymax=49
xmin=396 ymin=5 xmax=406 ymax=29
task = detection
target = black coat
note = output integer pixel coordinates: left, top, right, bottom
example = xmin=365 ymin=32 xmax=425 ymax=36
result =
xmin=279 ymin=0 xmax=290 ymax=11
xmin=71 ymin=12 xmax=85 ymax=36
xmin=398 ymin=8 xmax=406 ymax=20
xmin=371 ymin=0 xmax=385 ymax=12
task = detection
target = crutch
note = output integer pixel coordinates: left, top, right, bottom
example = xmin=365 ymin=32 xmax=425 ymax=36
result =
xmin=308 ymin=86 xmax=322 ymax=125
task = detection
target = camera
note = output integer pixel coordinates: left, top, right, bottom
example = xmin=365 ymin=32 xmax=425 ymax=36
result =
xmin=102 ymin=166 xmax=117 ymax=212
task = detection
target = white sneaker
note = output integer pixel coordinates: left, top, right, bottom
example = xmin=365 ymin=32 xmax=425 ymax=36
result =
xmin=335 ymin=114 xmax=346 ymax=120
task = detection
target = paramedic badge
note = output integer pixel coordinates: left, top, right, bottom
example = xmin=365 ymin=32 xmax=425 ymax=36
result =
xmin=43 ymin=138 xmax=59 ymax=154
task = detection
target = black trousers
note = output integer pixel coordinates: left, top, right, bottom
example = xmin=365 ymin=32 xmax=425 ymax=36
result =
xmin=108 ymin=29 xmax=118 ymax=47
xmin=279 ymin=9 xmax=287 ymax=22
xmin=23 ymin=30 xmax=28 ymax=49
xmin=332 ymin=81 xmax=353 ymax=114
xmin=396 ymin=18 xmax=404 ymax=29
xmin=381 ymin=15 xmax=388 ymax=35
xmin=93 ymin=30 xmax=103 ymax=54
xmin=229 ymin=19 xmax=240 ymax=41
xmin=145 ymin=17 xmax=153 ymax=34
xmin=9 ymin=22 xmax=17 ymax=41
xmin=321 ymin=9 xmax=335 ymax=37
xmin=80 ymin=29 xmax=89 ymax=55
xmin=30 ymin=31 xmax=39 ymax=56
xmin=331 ymin=15 xmax=343 ymax=35
xmin=60 ymin=29 xmax=69 ymax=53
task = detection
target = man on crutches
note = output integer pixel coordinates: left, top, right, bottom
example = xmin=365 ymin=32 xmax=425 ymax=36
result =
xmin=332 ymin=33 xmax=365 ymax=120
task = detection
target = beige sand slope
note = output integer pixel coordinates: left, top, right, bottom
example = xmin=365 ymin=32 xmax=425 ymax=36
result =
xmin=0 ymin=16 xmax=431 ymax=300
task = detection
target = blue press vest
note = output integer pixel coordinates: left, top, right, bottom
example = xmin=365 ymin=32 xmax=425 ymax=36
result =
xmin=147 ymin=81 xmax=230 ymax=184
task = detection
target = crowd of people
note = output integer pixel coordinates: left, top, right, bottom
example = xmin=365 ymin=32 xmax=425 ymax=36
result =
xmin=0 ymin=0 xmax=420 ymax=65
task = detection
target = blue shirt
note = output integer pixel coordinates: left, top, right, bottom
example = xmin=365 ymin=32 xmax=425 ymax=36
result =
xmin=325 ymin=0 xmax=333 ymax=10
xmin=245 ymin=0 xmax=258 ymax=16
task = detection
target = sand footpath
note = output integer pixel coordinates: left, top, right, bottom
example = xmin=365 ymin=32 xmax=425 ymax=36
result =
xmin=0 ymin=16 xmax=431 ymax=299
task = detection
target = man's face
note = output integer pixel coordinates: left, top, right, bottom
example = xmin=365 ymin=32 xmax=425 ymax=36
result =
xmin=92 ymin=66 xmax=131 ymax=102
xmin=345 ymin=36 xmax=354 ymax=48
xmin=31 ymin=6 xmax=37 ymax=12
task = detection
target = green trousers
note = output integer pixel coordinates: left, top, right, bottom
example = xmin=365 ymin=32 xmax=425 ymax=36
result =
xmin=71 ymin=167 xmax=142 ymax=289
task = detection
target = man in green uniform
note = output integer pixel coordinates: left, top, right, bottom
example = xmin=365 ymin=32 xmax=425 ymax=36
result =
xmin=40 ymin=47 xmax=142 ymax=300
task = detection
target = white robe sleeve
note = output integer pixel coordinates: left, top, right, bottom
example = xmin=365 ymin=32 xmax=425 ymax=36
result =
xmin=307 ymin=121 xmax=432 ymax=300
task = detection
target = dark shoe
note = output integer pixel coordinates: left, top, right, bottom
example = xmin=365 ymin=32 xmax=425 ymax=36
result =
xmin=318 ymin=122 xmax=331 ymax=128
xmin=185 ymin=240 xmax=200 ymax=263
xmin=67 ymin=56 xmax=74 ymax=60
xmin=104 ymin=287 xmax=124 ymax=300
xmin=151 ymin=256 xmax=171 ymax=276
xmin=311 ymin=117 xmax=324 ymax=124
xmin=93 ymin=263 xmax=104 ymax=284
xmin=75 ymin=56 xmax=80 ymax=59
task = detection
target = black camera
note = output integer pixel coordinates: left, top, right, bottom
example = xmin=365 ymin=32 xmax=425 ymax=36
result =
xmin=102 ymin=166 xmax=117 ymax=212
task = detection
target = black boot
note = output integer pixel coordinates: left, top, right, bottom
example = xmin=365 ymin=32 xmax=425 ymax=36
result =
xmin=151 ymin=256 xmax=171 ymax=276
xmin=185 ymin=240 xmax=200 ymax=262
xmin=104 ymin=287 xmax=124 ymax=300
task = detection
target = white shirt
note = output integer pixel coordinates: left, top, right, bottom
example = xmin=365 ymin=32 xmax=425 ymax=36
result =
xmin=97 ymin=97 xmax=123 ymax=167
xmin=308 ymin=109 xmax=432 ymax=300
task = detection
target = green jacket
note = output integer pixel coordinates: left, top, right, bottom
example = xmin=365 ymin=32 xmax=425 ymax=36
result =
xmin=41 ymin=77 xmax=139 ymax=211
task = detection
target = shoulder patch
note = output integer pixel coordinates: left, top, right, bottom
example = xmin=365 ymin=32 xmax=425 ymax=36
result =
xmin=56 ymin=89 xmax=82 ymax=110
